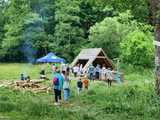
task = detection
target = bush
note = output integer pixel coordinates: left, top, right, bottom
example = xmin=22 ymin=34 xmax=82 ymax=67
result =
xmin=88 ymin=17 xmax=128 ymax=58
xmin=120 ymin=30 xmax=154 ymax=67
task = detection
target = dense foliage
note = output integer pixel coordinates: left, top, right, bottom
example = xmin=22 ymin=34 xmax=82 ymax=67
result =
xmin=121 ymin=30 xmax=154 ymax=67
xmin=52 ymin=0 xmax=84 ymax=61
xmin=0 ymin=0 xmax=155 ymax=67
xmin=88 ymin=12 xmax=131 ymax=59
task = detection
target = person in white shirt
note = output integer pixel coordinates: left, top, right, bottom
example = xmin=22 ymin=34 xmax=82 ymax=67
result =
xmin=101 ymin=65 xmax=106 ymax=80
xmin=106 ymin=68 xmax=113 ymax=86
xmin=73 ymin=65 xmax=79 ymax=77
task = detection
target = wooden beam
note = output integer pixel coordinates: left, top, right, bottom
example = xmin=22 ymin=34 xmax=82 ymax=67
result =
xmin=96 ymin=56 xmax=106 ymax=58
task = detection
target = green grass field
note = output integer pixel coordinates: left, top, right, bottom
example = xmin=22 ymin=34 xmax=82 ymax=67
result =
xmin=0 ymin=63 xmax=159 ymax=120
xmin=0 ymin=63 xmax=42 ymax=80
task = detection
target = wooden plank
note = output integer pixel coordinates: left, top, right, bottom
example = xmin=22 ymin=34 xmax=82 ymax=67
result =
xmin=96 ymin=56 xmax=106 ymax=58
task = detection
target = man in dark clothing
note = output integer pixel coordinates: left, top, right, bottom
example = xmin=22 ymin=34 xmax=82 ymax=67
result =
xmin=40 ymin=69 xmax=46 ymax=79
xmin=77 ymin=78 xmax=83 ymax=95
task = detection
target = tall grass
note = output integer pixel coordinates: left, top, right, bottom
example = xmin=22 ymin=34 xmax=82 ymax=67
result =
xmin=1 ymin=82 xmax=159 ymax=120
xmin=0 ymin=63 xmax=159 ymax=120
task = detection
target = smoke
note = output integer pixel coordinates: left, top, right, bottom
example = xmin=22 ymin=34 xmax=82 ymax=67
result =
xmin=21 ymin=13 xmax=44 ymax=63
xmin=22 ymin=40 xmax=37 ymax=64
xmin=20 ymin=0 xmax=49 ymax=78
xmin=20 ymin=24 xmax=38 ymax=77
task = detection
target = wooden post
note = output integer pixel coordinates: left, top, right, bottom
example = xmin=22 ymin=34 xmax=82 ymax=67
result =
xmin=150 ymin=0 xmax=160 ymax=95
xmin=155 ymin=24 xmax=160 ymax=95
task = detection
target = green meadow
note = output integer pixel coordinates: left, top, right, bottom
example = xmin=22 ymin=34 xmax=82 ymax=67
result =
xmin=0 ymin=63 xmax=159 ymax=120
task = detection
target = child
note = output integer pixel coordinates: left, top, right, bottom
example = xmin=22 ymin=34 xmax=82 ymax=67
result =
xmin=77 ymin=78 xmax=83 ymax=95
xmin=63 ymin=71 xmax=71 ymax=102
xmin=83 ymin=76 xmax=89 ymax=90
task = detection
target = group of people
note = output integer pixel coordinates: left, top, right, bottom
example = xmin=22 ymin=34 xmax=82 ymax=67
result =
xmin=88 ymin=64 xmax=114 ymax=86
xmin=73 ymin=64 xmax=114 ymax=86
xmin=38 ymin=63 xmax=120 ymax=105
xmin=52 ymin=65 xmax=89 ymax=106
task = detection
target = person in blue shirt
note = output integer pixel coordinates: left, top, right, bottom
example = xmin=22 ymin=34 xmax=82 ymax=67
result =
xmin=95 ymin=64 xmax=101 ymax=80
xmin=88 ymin=64 xmax=95 ymax=81
xmin=52 ymin=68 xmax=64 ymax=106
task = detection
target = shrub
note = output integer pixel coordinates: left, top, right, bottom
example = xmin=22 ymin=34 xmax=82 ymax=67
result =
xmin=88 ymin=17 xmax=128 ymax=58
xmin=120 ymin=30 xmax=154 ymax=67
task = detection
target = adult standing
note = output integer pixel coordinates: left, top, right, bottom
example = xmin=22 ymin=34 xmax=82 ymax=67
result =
xmin=95 ymin=64 xmax=101 ymax=80
xmin=52 ymin=68 xmax=64 ymax=105
xmin=88 ymin=64 xmax=95 ymax=81
xmin=51 ymin=63 xmax=56 ymax=73
xmin=73 ymin=64 xmax=79 ymax=77
xmin=106 ymin=68 xmax=113 ymax=87
xmin=101 ymin=65 xmax=106 ymax=81
xmin=61 ymin=63 xmax=66 ymax=73
xmin=79 ymin=64 xmax=83 ymax=77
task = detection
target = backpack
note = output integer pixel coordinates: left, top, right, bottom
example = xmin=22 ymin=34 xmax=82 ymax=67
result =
xmin=53 ymin=76 xmax=59 ymax=86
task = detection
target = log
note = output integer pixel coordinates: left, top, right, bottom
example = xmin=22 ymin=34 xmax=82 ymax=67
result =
xmin=31 ymin=83 xmax=41 ymax=88
xmin=30 ymin=80 xmax=45 ymax=84
xmin=1 ymin=80 xmax=51 ymax=94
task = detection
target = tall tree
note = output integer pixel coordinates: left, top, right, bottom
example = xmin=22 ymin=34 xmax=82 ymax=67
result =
xmin=88 ymin=0 xmax=149 ymax=23
xmin=28 ymin=0 xmax=56 ymax=57
xmin=1 ymin=0 xmax=55 ymax=61
xmin=0 ymin=0 xmax=7 ymax=55
xmin=53 ymin=0 xmax=84 ymax=61
xmin=79 ymin=0 xmax=115 ymax=39
xmin=1 ymin=0 xmax=31 ymax=61
xmin=150 ymin=0 xmax=160 ymax=95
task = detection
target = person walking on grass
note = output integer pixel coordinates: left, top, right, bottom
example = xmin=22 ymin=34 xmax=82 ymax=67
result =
xmin=77 ymin=78 xmax=83 ymax=95
xmin=106 ymin=68 xmax=113 ymax=87
xmin=83 ymin=76 xmax=89 ymax=90
xmin=63 ymin=71 xmax=71 ymax=103
xmin=52 ymin=68 xmax=64 ymax=106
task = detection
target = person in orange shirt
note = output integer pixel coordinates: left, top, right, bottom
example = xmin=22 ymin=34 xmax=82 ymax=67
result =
xmin=83 ymin=76 xmax=89 ymax=90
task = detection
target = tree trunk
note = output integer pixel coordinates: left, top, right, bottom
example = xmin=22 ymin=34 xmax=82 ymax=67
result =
xmin=155 ymin=25 xmax=160 ymax=95
xmin=149 ymin=0 xmax=159 ymax=25
xmin=149 ymin=0 xmax=160 ymax=95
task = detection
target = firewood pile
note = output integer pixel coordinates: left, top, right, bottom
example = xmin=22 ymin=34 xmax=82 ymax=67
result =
xmin=0 ymin=80 xmax=52 ymax=93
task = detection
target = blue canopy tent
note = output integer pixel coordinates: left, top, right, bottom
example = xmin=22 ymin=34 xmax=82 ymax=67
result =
xmin=36 ymin=52 xmax=65 ymax=63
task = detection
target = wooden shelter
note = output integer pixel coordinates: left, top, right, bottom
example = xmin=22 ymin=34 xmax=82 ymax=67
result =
xmin=71 ymin=48 xmax=113 ymax=72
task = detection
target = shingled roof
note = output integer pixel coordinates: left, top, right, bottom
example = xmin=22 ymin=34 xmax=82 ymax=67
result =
xmin=71 ymin=48 xmax=113 ymax=72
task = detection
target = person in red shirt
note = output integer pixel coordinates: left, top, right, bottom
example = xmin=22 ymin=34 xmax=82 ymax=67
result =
xmin=83 ymin=76 xmax=89 ymax=90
